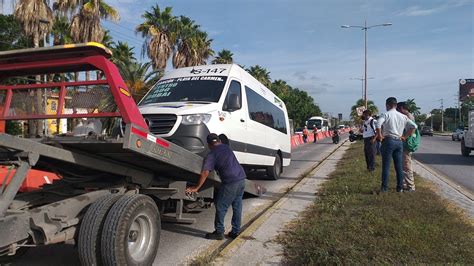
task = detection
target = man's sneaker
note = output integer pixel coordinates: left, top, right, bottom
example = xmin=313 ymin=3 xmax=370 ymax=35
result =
xmin=406 ymin=188 xmax=415 ymax=192
xmin=227 ymin=231 xmax=239 ymax=239
xmin=396 ymin=189 xmax=404 ymax=193
xmin=205 ymin=231 xmax=224 ymax=240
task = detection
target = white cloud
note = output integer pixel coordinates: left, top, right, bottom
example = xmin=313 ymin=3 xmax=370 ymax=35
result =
xmin=397 ymin=0 xmax=472 ymax=17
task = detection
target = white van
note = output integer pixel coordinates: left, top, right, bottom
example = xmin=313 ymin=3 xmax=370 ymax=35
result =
xmin=307 ymin=116 xmax=330 ymax=132
xmin=138 ymin=64 xmax=291 ymax=179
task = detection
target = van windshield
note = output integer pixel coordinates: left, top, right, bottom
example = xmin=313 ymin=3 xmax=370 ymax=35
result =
xmin=140 ymin=76 xmax=227 ymax=105
xmin=307 ymin=119 xmax=322 ymax=129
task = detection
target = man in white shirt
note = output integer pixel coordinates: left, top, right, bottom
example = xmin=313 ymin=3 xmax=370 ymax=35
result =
xmin=376 ymin=97 xmax=417 ymax=192
xmin=362 ymin=110 xmax=377 ymax=171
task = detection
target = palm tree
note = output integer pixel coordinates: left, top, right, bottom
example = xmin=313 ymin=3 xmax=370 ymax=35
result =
xmin=70 ymin=0 xmax=119 ymax=43
xmin=111 ymin=41 xmax=136 ymax=65
xmin=212 ymin=49 xmax=233 ymax=64
xmin=14 ymin=0 xmax=53 ymax=137
xmin=246 ymin=65 xmax=271 ymax=88
xmin=404 ymin=98 xmax=421 ymax=117
xmin=118 ymin=61 xmax=161 ymax=102
xmin=350 ymin=98 xmax=378 ymax=123
xmin=136 ymin=5 xmax=177 ymax=71
xmin=271 ymin=79 xmax=290 ymax=99
xmin=101 ymin=29 xmax=114 ymax=47
xmin=172 ymin=16 xmax=198 ymax=68
xmin=51 ymin=15 xmax=72 ymax=45
xmin=14 ymin=0 xmax=53 ymax=48
xmin=193 ymin=30 xmax=213 ymax=65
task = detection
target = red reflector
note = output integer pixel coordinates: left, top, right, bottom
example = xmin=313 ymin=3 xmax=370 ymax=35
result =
xmin=131 ymin=127 xmax=170 ymax=148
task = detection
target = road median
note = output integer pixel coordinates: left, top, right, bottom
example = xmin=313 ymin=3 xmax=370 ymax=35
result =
xmin=278 ymin=141 xmax=474 ymax=264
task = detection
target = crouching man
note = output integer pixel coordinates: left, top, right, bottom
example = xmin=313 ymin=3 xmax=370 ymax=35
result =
xmin=186 ymin=133 xmax=246 ymax=240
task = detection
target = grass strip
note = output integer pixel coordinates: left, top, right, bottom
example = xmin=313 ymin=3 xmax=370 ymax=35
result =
xmin=278 ymin=142 xmax=474 ymax=264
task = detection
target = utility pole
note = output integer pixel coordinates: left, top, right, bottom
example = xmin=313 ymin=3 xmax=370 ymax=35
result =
xmin=439 ymin=99 xmax=444 ymax=132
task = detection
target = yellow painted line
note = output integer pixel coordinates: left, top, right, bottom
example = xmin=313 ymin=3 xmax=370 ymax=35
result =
xmin=191 ymin=140 xmax=350 ymax=263
xmin=215 ymin=141 xmax=350 ymax=262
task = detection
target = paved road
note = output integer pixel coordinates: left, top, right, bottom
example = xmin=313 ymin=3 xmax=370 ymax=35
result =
xmin=12 ymin=135 xmax=346 ymax=266
xmin=414 ymin=135 xmax=474 ymax=193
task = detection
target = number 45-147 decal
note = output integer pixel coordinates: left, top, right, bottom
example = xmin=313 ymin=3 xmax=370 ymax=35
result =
xmin=190 ymin=68 xmax=227 ymax=74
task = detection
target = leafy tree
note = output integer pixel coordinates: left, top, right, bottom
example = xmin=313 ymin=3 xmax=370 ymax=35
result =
xmin=246 ymin=65 xmax=271 ymax=88
xmin=0 ymin=14 xmax=30 ymax=51
xmin=212 ymin=49 xmax=233 ymax=64
xmin=350 ymin=99 xmax=378 ymax=123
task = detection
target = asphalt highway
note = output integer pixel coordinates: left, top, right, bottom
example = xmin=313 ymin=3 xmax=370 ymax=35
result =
xmin=12 ymin=135 xmax=347 ymax=266
xmin=414 ymin=135 xmax=474 ymax=193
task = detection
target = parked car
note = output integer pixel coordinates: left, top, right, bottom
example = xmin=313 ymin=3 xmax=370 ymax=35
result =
xmin=420 ymin=126 xmax=433 ymax=136
xmin=452 ymin=128 xmax=464 ymax=141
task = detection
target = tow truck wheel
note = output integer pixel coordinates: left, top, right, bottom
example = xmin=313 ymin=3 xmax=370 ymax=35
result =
xmin=267 ymin=153 xmax=282 ymax=180
xmin=101 ymin=194 xmax=160 ymax=266
xmin=461 ymin=139 xmax=471 ymax=157
xmin=78 ymin=194 xmax=121 ymax=266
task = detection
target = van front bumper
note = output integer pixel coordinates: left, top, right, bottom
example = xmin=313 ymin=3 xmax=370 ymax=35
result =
xmin=165 ymin=123 xmax=210 ymax=157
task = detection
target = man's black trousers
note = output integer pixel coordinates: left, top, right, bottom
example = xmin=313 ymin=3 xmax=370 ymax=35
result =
xmin=364 ymin=137 xmax=376 ymax=170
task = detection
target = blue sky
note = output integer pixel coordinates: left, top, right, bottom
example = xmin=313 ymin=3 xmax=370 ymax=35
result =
xmin=3 ymin=0 xmax=473 ymax=119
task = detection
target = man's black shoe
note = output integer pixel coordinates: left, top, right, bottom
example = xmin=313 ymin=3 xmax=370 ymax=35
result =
xmin=227 ymin=232 xmax=239 ymax=239
xmin=205 ymin=231 xmax=224 ymax=240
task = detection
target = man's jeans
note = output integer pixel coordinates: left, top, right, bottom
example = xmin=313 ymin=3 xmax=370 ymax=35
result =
xmin=214 ymin=179 xmax=245 ymax=234
xmin=363 ymin=138 xmax=376 ymax=170
xmin=380 ymin=138 xmax=404 ymax=191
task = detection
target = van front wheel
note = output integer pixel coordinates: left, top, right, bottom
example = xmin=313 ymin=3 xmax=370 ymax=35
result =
xmin=267 ymin=153 xmax=282 ymax=180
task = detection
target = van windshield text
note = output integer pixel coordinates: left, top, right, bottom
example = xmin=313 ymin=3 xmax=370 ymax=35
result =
xmin=140 ymin=76 xmax=228 ymax=105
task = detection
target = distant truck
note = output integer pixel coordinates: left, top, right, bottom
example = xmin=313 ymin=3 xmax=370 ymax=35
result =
xmin=461 ymin=109 xmax=474 ymax=156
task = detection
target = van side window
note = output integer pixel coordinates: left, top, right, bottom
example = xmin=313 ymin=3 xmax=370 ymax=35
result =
xmin=246 ymin=86 xmax=287 ymax=134
xmin=223 ymin=80 xmax=242 ymax=111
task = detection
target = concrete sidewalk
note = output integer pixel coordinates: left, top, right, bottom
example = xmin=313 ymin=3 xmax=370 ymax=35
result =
xmin=213 ymin=142 xmax=350 ymax=265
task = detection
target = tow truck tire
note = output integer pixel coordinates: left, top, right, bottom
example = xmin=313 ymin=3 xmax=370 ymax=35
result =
xmin=267 ymin=153 xmax=282 ymax=180
xmin=78 ymin=194 xmax=121 ymax=266
xmin=461 ymin=139 xmax=471 ymax=157
xmin=101 ymin=194 xmax=160 ymax=266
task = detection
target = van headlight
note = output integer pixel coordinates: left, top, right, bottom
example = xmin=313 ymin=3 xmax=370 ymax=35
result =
xmin=181 ymin=114 xmax=211 ymax=125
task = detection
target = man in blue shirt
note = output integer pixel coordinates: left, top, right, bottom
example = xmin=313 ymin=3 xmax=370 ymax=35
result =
xmin=186 ymin=133 xmax=246 ymax=240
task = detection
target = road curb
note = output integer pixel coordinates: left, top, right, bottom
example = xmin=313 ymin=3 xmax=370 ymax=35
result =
xmin=414 ymin=159 xmax=474 ymax=201
xmin=190 ymin=139 xmax=350 ymax=264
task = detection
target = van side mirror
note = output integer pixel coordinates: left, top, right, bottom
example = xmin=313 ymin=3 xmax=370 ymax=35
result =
xmin=226 ymin=94 xmax=241 ymax=112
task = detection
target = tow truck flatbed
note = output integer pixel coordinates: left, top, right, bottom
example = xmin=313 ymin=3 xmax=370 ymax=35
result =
xmin=0 ymin=43 xmax=264 ymax=264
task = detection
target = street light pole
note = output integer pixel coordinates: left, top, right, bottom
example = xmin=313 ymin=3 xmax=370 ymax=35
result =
xmin=350 ymin=77 xmax=374 ymax=100
xmin=364 ymin=20 xmax=368 ymax=109
xmin=341 ymin=21 xmax=392 ymax=109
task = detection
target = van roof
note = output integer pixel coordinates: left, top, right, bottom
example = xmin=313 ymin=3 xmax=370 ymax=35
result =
xmin=160 ymin=64 xmax=286 ymax=110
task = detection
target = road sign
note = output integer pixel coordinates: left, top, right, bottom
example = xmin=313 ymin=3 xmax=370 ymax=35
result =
xmin=459 ymin=79 xmax=474 ymax=102
xmin=338 ymin=113 xmax=343 ymax=120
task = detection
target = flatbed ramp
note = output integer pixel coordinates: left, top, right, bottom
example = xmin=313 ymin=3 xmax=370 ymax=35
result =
xmin=0 ymin=127 xmax=264 ymax=197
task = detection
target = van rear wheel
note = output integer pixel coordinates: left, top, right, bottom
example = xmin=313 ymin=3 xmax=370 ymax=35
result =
xmin=267 ymin=153 xmax=282 ymax=180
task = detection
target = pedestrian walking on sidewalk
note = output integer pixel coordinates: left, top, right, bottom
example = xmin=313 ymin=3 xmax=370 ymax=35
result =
xmin=362 ymin=110 xmax=377 ymax=171
xmin=376 ymin=97 xmax=417 ymax=192
xmin=186 ymin=133 xmax=246 ymax=240
xmin=396 ymin=102 xmax=416 ymax=192
xmin=313 ymin=127 xmax=318 ymax=143
xmin=303 ymin=126 xmax=309 ymax=143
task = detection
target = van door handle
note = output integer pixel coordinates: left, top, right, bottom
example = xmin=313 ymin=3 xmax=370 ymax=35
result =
xmin=240 ymin=119 xmax=245 ymax=122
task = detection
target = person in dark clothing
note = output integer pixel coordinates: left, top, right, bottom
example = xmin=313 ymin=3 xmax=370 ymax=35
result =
xmin=362 ymin=110 xmax=377 ymax=171
xmin=186 ymin=133 xmax=246 ymax=240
